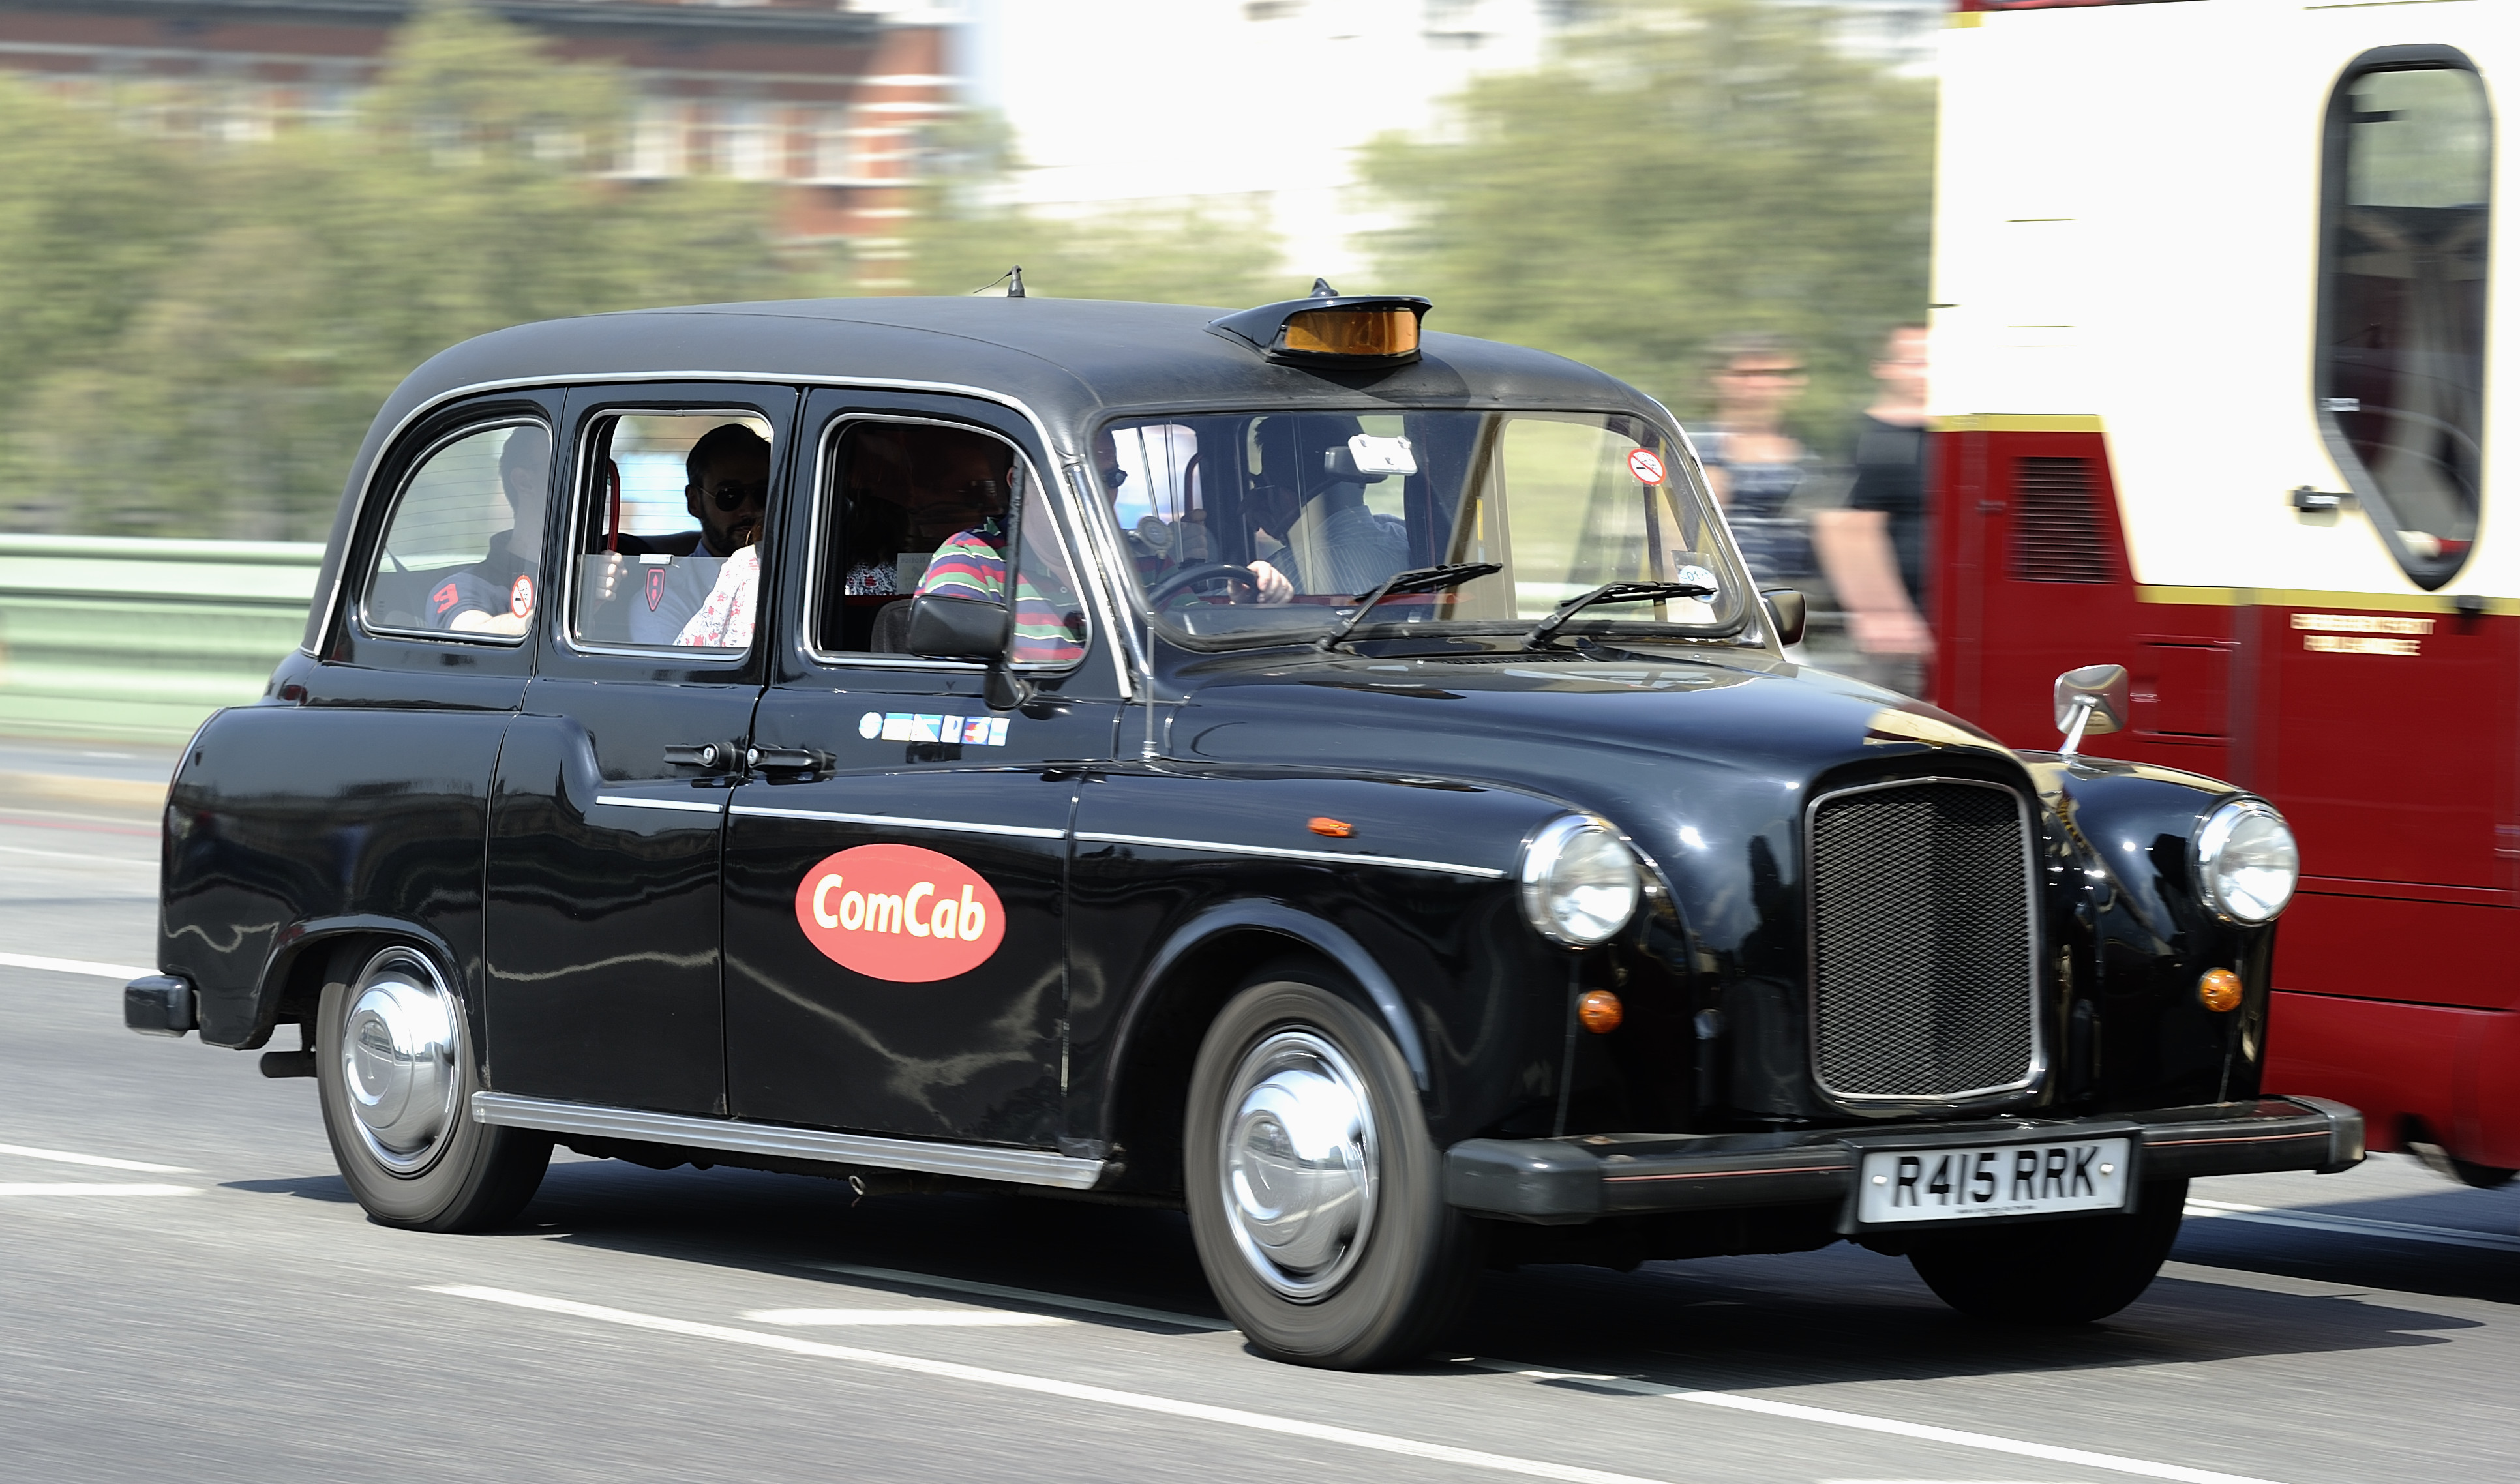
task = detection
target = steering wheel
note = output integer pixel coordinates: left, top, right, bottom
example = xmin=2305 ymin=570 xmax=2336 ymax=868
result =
xmin=1146 ymin=561 xmax=1261 ymax=608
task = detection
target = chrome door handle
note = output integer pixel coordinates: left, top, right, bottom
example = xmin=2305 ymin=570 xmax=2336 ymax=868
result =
xmin=663 ymin=742 xmax=728 ymax=769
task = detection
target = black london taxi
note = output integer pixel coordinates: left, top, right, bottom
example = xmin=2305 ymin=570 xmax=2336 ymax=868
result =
xmin=124 ymin=287 xmax=2361 ymax=1369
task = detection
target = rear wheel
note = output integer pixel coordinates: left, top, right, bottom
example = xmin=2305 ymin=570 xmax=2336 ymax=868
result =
xmin=1908 ymin=1177 xmax=2188 ymax=1324
xmin=1184 ymin=966 xmax=1482 ymax=1369
xmin=316 ymin=943 xmax=550 ymax=1232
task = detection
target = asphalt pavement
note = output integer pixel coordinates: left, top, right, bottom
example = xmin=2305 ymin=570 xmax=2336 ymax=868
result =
xmin=4 ymin=756 xmax=2515 ymax=1484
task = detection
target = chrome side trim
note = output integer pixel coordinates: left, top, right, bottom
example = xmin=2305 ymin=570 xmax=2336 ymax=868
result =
xmin=729 ymin=803 xmax=1064 ymax=839
xmin=1074 ymin=830 xmax=1507 ymax=878
xmin=593 ymin=795 xmax=727 ymax=815
xmin=471 ymin=1092 xmax=1107 ymax=1189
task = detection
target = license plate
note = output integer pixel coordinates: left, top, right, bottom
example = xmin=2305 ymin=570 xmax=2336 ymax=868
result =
xmin=1853 ymin=1137 xmax=2133 ymax=1226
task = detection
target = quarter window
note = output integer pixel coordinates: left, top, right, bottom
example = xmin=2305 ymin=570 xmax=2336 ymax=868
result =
xmin=2318 ymin=52 xmax=2493 ymax=588
xmin=361 ymin=423 xmax=550 ymax=640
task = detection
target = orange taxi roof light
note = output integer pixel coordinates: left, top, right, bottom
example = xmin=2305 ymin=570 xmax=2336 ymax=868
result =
xmin=1281 ymin=308 xmax=1419 ymax=359
xmin=1207 ymin=286 xmax=1432 ymax=367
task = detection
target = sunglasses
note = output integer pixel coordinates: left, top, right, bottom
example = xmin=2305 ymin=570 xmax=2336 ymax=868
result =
xmin=702 ymin=478 xmax=768 ymax=511
xmin=1101 ymin=466 xmax=1130 ymax=490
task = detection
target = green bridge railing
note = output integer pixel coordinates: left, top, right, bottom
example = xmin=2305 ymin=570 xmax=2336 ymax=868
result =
xmin=0 ymin=535 xmax=322 ymax=745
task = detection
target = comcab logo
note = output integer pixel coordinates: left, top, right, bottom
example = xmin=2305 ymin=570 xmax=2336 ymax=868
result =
xmin=792 ymin=843 xmax=1006 ymax=983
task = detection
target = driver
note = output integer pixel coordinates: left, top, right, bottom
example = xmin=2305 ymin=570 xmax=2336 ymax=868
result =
xmin=1242 ymin=414 xmax=1409 ymax=604
xmin=908 ymin=433 xmax=1086 ymax=664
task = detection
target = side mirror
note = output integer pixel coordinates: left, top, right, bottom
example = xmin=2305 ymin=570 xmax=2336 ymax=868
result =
xmin=905 ymin=592 xmax=1008 ymax=662
xmin=1761 ymin=587 xmax=1807 ymax=647
xmin=2052 ymin=663 xmax=2129 ymax=755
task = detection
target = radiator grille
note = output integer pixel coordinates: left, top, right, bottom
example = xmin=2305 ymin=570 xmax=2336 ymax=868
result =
xmin=2009 ymin=456 xmax=2112 ymax=583
xmin=1808 ymin=780 xmax=2039 ymax=1101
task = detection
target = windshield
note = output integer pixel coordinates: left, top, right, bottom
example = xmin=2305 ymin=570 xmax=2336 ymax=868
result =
xmin=1096 ymin=410 xmax=1748 ymax=647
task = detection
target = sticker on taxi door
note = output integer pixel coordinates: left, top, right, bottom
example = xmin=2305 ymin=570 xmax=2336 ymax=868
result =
xmin=793 ymin=844 xmax=1006 ymax=982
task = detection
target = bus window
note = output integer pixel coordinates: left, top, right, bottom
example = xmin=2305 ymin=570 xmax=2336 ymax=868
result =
xmin=2317 ymin=52 xmax=2492 ymax=590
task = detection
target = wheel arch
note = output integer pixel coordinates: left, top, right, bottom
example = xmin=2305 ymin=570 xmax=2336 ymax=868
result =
xmin=236 ymin=915 xmax=466 ymax=1050
xmin=1098 ymin=899 xmax=1430 ymax=1196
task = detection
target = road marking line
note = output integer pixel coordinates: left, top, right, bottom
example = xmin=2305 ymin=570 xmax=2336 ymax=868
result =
xmin=0 ymin=843 xmax=155 ymax=867
xmin=0 ymin=951 xmax=153 ymax=980
xmin=742 ymin=1308 xmax=1071 ymax=1327
xmin=0 ymin=1142 xmax=194 ymax=1174
xmin=1467 ymin=1363 xmax=2285 ymax=1484
xmin=427 ymin=1284 xmax=1671 ymax=1484
xmin=798 ymin=1260 xmax=1235 ymax=1331
xmin=0 ymin=1183 xmax=196 ymax=1196
xmin=2185 ymin=1198 xmax=2520 ymax=1253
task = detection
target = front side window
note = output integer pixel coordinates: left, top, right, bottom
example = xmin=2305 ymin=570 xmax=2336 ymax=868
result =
xmin=361 ymin=422 xmax=550 ymax=640
xmin=2318 ymin=53 xmax=2493 ymax=588
xmin=1100 ymin=409 xmax=1746 ymax=647
xmin=811 ymin=419 xmax=1085 ymax=666
xmin=568 ymin=410 xmax=777 ymax=653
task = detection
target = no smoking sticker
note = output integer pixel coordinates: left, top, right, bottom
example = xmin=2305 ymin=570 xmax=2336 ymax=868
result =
xmin=1626 ymin=449 xmax=1666 ymax=486
xmin=509 ymin=574 xmax=535 ymax=618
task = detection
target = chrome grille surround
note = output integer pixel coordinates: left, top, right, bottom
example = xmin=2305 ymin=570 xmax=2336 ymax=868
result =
xmin=1804 ymin=776 xmax=2044 ymax=1111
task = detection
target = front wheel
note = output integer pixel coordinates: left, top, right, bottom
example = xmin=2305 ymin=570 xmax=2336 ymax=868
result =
xmin=316 ymin=943 xmax=550 ymax=1232
xmin=1908 ymin=1177 xmax=2189 ymax=1325
xmin=1184 ymin=966 xmax=1482 ymax=1368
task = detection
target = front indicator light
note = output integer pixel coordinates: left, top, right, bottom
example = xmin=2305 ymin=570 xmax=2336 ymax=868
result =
xmin=1519 ymin=815 xmax=1642 ymax=947
xmin=2194 ymin=797 xmax=2299 ymax=923
xmin=1577 ymin=990 xmax=1623 ymax=1033
xmin=2198 ymin=968 xmax=2243 ymax=1013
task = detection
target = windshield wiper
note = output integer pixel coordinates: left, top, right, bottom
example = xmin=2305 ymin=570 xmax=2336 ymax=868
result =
xmin=1317 ymin=562 xmax=1504 ymax=651
xmin=1522 ymin=580 xmax=1714 ymax=650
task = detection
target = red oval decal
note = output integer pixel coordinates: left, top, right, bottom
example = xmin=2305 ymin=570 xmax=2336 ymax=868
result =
xmin=792 ymin=844 xmax=1005 ymax=983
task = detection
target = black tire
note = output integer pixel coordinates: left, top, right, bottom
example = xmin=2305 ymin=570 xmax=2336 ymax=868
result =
xmin=315 ymin=943 xmax=550 ymax=1232
xmin=1908 ymin=1176 xmax=2189 ymax=1325
xmin=2449 ymin=1159 xmax=2519 ymax=1190
xmin=1184 ymin=964 xmax=1482 ymax=1369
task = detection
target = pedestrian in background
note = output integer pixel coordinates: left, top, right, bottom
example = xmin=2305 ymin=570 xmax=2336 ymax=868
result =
xmin=1696 ymin=334 xmax=1814 ymax=586
xmin=1815 ymin=323 xmax=1934 ymax=694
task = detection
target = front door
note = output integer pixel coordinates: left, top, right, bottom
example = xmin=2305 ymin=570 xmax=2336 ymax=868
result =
xmin=722 ymin=394 xmax=1122 ymax=1144
xmin=485 ymin=385 xmax=798 ymax=1114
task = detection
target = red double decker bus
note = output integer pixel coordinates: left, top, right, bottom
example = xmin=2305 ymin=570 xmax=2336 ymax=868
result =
xmin=1927 ymin=0 xmax=2517 ymax=1183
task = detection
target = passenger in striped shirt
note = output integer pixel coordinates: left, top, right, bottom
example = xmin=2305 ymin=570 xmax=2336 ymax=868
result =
xmin=912 ymin=438 xmax=1087 ymax=664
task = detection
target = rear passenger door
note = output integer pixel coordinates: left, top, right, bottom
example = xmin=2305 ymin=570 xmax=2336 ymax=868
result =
xmin=483 ymin=385 xmax=796 ymax=1116
xmin=720 ymin=391 xmax=1121 ymax=1146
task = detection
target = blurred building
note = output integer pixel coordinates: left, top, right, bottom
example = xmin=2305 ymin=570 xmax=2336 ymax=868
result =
xmin=0 ymin=0 xmax=955 ymax=243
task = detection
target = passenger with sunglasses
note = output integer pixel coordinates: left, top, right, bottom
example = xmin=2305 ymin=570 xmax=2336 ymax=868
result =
xmin=603 ymin=423 xmax=769 ymax=647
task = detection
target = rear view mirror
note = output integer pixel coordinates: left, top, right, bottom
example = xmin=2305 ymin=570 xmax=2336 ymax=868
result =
xmin=1761 ymin=587 xmax=1807 ymax=647
xmin=906 ymin=593 xmax=1008 ymax=662
xmin=2052 ymin=663 xmax=2129 ymax=755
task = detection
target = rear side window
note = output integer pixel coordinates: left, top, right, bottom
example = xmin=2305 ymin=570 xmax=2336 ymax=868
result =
xmin=361 ymin=423 xmax=550 ymax=640
xmin=2317 ymin=51 xmax=2493 ymax=589
xmin=568 ymin=411 xmax=777 ymax=653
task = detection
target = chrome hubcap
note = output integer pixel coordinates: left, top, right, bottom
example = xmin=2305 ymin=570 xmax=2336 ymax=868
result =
xmin=340 ymin=948 xmax=461 ymax=1176
xmin=1219 ymin=1030 xmax=1379 ymax=1301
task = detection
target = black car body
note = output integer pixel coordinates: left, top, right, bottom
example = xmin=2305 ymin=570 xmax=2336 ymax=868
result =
xmin=127 ymin=294 xmax=2360 ymax=1367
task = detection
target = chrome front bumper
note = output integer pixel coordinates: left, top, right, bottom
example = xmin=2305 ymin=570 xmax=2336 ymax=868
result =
xmin=1445 ymin=1096 xmax=2363 ymax=1225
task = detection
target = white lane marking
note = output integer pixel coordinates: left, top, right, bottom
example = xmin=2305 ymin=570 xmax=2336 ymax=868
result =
xmin=2185 ymin=1198 xmax=2520 ymax=1253
xmin=0 ymin=951 xmax=154 ymax=980
xmin=0 ymin=843 xmax=155 ymax=867
xmin=798 ymin=1260 xmax=1234 ymax=1331
xmin=742 ymin=1309 xmax=1072 ymax=1327
xmin=0 ymin=1183 xmax=196 ymax=1196
xmin=0 ymin=1142 xmax=194 ymax=1174
xmin=1468 ymin=1363 xmax=2284 ymax=1484
xmin=428 ymin=1284 xmax=1670 ymax=1484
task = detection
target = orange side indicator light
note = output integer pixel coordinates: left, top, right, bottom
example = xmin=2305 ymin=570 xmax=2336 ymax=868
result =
xmin=1307 ymin=817 xmax=1355 ymax=838
xmin=1577 ymin=989 xmax=1623 ymax=1034
xmin=2198 ymin=968 xmax=2243 ymax=1013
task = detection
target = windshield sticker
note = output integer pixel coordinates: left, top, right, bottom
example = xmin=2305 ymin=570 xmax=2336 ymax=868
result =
xmin=645 ymin=568 xmax=666 ymax=612
xmin=1626 ymin=449 xmax=1666 ymax=485
xmin=859 ymin=711 xmax=1009 ymax=747
xmin=795 ymin=843 xmax=1006 ymax=982
xmin=1673 ymin=564 xmax=1719 ymax=592
xmin=509 ymin=574 xmax=534 ymax=618
xmin=1347 ymin=434 xmax=1418 ymax=475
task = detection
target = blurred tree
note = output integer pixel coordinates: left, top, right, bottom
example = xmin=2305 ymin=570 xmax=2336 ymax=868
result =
xmin=1358 ymin=0 xmax=1934 ymax=450
xmin=897 ymin=110 xmax=1288 ymax=309
xmin=7 ymin=0 xmax=792 ymax=540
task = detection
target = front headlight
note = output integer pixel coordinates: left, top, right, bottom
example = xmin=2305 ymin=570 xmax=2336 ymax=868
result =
xmin=1520 ymin=815 xmax=1642 ymax=947
xmin=2194 ymin=797 xmax=2298 ymax=923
